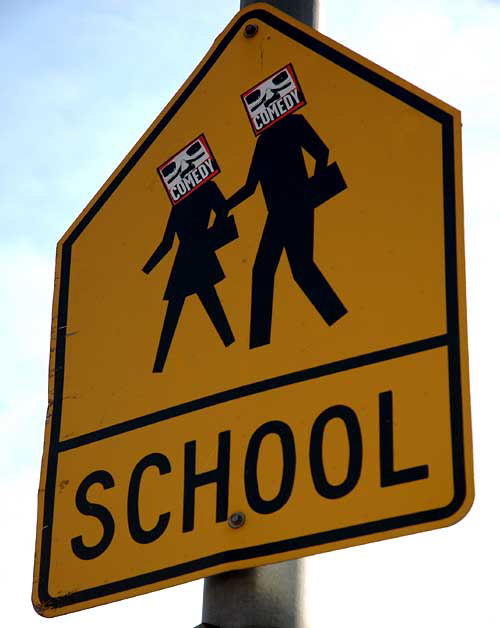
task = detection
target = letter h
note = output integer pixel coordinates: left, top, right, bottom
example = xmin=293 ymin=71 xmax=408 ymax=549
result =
xmin=182 ymin=431 xmax=231 ymax=533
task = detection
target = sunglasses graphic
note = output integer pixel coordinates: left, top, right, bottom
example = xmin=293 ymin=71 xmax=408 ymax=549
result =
xmin=244 ymin=71 xmax=292 ymax=112
xmin=160 ymin=141 xmax=206 ymax=184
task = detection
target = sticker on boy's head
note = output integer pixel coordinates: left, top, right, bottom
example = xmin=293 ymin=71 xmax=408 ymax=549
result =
xmin=157 ymin=135 xmax=219 ymax=205
xmin=241 ymin=64 xmax=306 ymax=135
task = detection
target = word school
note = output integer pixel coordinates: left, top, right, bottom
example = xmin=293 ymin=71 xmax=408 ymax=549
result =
xmin=69 ymin=390 xmax=429 ymax=560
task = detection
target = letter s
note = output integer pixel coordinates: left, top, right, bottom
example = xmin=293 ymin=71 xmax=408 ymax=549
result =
xmin=71 ymin=470 xmax=115 ymax=560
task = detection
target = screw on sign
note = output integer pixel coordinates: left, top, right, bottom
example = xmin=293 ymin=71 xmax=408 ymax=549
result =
xmin=32 ymin=3 xmax=473 ymax=617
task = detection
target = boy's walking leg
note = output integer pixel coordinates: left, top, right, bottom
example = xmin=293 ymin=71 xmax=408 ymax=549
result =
xmin=250 ymin=221 xmax=283 ymax=348
xmin=287 ymin=220 xmax=347 ymax=325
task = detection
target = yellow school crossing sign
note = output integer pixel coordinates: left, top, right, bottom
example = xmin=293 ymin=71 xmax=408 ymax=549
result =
xmin=33 ymin=3 xmax=473 ymax=617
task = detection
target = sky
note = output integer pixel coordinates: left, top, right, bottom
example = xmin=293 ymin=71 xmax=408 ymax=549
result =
xmin=1 ymin=0 xmax=499 ymax=626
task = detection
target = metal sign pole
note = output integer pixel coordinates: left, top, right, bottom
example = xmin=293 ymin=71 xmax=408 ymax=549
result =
xmin=240 ymin=0 xmax=319 ymax=28
xmin=198 ymin=5 xmax=319 ymax=628
xmin=201 ymin=559 xmax=306 ymax=628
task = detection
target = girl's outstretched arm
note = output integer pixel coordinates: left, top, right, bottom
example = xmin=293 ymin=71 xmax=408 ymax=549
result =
xmin=226 ymin=143 xmax=260 ymax=211
xmin=142 ymin=210 xmax=176 ymax=274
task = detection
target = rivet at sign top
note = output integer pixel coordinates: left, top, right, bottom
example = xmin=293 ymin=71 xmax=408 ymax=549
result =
xmin=228 ymin=512 xmax=246 ymax=528
xmin=244 ymin=23 xmax=258 ymax=38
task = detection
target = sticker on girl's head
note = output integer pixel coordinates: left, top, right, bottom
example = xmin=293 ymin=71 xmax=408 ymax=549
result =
xmin=157 ymin=135 xmax=219 ymax=204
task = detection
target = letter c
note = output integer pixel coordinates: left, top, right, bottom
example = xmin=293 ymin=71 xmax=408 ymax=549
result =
xmin=128 ymin=453 xmax=171 ymax=544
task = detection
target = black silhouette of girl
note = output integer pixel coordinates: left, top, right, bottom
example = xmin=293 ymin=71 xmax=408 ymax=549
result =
xmin=142 ymin=180 xmax=235 ymax=372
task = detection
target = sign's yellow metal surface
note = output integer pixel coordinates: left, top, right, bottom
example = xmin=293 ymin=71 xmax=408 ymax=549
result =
xmin=32 ymin=3 xmax=473 ymax=617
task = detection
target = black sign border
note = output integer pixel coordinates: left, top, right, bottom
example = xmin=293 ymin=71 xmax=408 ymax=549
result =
xmin=36 ymin=7 xmax=467 ymax=611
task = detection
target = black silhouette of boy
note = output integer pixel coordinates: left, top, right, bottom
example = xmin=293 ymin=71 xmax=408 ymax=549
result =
xmin=229 ymin=113 xmax=347 ymax=348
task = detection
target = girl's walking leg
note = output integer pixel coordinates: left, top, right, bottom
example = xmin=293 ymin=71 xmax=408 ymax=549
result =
xmin=198 ymin=286 xmax=235 ymax=347
xmin=153 ymin=297 xmax=184 ymax=372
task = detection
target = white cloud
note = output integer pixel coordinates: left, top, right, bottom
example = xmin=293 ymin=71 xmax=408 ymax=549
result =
xmin=0 ymin=467 xmax=204 ymax=627
xmin=0 ymin=244 xmax=53 ymax=473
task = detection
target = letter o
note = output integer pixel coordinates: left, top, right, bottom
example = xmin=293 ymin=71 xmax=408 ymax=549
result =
xmin=309 ymin=405 xmax=362 ymax=499
xmin=245 ymin=420 xmax=296 ymax=515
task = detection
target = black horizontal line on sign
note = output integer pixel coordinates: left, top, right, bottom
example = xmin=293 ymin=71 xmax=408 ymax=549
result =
xmin=58 ymin=334 xmax=448 ymax=452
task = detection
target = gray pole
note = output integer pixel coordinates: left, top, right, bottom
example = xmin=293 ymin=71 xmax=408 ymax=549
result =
xmin=199 ymin=5 xmax=318 ymax=628
xmin=240 ymin=0 xmax=319 ymax=29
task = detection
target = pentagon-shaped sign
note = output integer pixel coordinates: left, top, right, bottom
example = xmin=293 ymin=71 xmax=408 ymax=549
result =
xmin=33 ymin=3 xmax=473 ymax=617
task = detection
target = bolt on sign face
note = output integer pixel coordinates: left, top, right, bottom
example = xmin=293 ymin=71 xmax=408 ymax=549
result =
xmin=33 ymin=2 xmax=473 ymax=618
